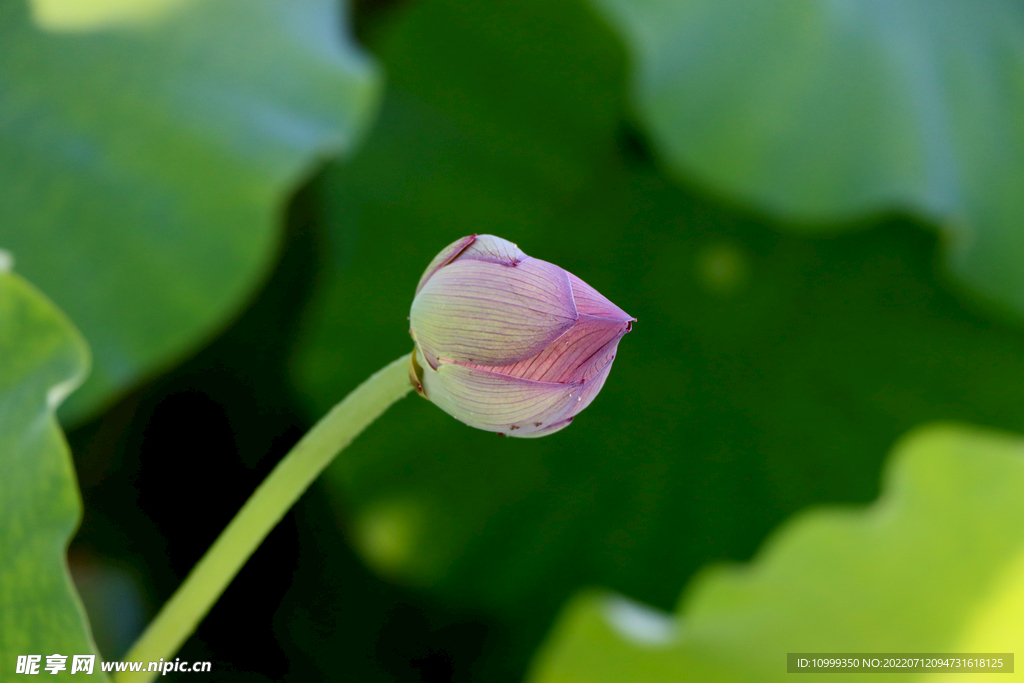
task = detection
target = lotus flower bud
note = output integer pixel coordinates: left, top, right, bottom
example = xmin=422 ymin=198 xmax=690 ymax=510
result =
xmin=409 ymin=234 xmax=634 ymax=437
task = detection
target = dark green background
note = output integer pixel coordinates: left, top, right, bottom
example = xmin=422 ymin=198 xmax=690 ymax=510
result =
xmin=64 ymin=0 xmax=1024 ymax=680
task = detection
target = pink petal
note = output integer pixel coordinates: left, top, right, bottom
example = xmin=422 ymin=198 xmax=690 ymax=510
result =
xmin=411 ymin=257 xmax=578 ymax=369
xmin=420 ymin=358 xmax=579 ymax=435
xmin=415 ymin=235 xmax=478 ymax=295
xmin=514 ymin=415 xmax=575 ymax=438
xmin=456 ymin=234 xmax=527 ymax=266
xmin=566 ymin=272 xmax=633 ymax=322
xmin=466 ymin=313 xmax=629 ymax=384
xmin=563 ymin=356 xmax=614 ymax=420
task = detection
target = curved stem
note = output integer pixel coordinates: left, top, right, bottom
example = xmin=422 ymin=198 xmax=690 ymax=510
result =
xmin=115 ymin=354 xmax=413 ymax=683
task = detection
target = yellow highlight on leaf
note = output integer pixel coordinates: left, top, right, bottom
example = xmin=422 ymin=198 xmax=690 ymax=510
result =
xmin=30 ymin=0 xmax=192 ymax=32
xmin=923 ymin=546 xmax=1024 ymax=683
xmin=352 ymin=498 xmax=423 ymax=578
xmin=695 ymin=241 xmax=749 ymax=297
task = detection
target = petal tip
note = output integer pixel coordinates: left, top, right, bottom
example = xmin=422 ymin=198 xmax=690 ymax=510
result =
xmin=461 ymin=234 xmax=527 ymax=267
xmin=415 ymin=235 xmax=478 ymax=294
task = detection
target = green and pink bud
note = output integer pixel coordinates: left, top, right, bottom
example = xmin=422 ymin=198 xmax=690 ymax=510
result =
xmin=409 ymin=235 xmax=634 ymax=437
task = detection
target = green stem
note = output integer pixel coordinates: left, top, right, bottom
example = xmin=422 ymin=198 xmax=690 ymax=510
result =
xmin=115 ymin=354 xmax=413 ymax=683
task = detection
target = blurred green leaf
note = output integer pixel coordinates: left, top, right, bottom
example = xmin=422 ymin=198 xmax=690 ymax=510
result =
xmin=593 ymin=0 xmax=1024 ymax=318
xmin=0 ymin=0 xmax=380 ymax=422
xmin=528 ymin=423 xmax=1024 ymax=683
xmin=288 ymin=0 xmax=1024 ymax=677
xmin=0 ymin=269 xmax=106 ymax=679
xmin=30 ymin=0 xmax=190 ymax=31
